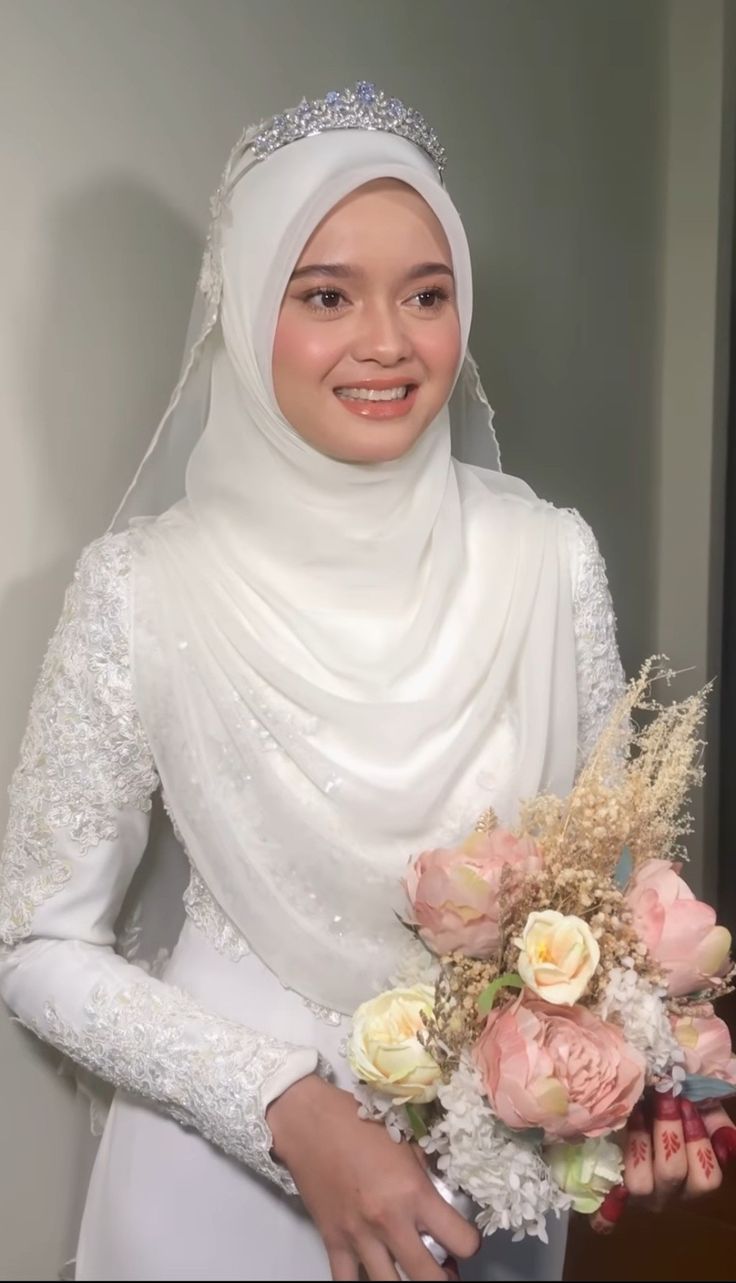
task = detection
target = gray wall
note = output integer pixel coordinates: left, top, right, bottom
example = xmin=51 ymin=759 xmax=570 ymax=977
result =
xmin=0 ymin=1 xmax=731 ymax=1277
xmin=654 ymin=1 xmax=735 ymax=905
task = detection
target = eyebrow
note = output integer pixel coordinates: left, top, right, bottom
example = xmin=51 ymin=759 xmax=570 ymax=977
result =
xmin=289 ymin=261 xmax=454 ymax=283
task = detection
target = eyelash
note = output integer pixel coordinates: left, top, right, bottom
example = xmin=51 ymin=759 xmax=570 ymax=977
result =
xmin=301 ymin=286 xmax=451 ymax=315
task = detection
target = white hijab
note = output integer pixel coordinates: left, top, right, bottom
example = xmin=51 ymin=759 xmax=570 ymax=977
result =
xmin=126 ymin=131 xmax=578 ymax=1014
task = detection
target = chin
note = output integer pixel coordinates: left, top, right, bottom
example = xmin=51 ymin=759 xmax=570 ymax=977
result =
xmin=360 ymin=441 xmax=420 ymax=463
xmin=329 ymin=419 xmax=429 ymax=465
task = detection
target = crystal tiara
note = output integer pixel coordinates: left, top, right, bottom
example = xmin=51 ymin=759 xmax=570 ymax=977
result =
xmin=197 ymin=83 xmax=446 ymax=311
xmin=241 ymin=82 xmax=447 ymax=180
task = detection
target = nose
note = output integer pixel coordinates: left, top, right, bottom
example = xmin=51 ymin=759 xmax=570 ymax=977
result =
xmin=352 ymin=300 xmax=412 ymax=367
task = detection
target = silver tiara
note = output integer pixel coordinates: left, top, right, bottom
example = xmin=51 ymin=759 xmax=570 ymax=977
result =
xmin=198 ymin=83 xmax=446 ymax=312
xmin=246 ymin=82 xmax=446 ymax=179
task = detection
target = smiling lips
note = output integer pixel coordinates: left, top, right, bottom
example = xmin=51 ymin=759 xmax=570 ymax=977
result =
xmin=334 ymin=379 xmax=419 ymax=419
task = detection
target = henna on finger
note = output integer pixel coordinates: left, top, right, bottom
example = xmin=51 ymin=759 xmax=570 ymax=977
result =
xmin=679 ymin=1099 xmax=722 ymax=1194
xmin=623 ymin=1102 xmax=654 ymax=1198
xmin=652 ymin=1090 xmax=687 ymax=1201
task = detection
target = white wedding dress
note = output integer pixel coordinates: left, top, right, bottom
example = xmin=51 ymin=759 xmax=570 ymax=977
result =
xmin=0 ymin=507 xmax=623 ymax=1282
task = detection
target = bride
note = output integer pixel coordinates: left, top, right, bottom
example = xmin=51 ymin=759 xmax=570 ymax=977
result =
xmin=0 ymin=84 xmax=626 ymax=1281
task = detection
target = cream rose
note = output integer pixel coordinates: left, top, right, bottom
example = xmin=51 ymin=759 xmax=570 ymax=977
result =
xmin=348 ymin=985 xmax=442 ymax=1104
xmin=516 ymin=911 xmax=600 ymax=1005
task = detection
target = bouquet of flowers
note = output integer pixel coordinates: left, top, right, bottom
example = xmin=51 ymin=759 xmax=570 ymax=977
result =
xmin=347 ymin=659 xmax=736 ymax=1245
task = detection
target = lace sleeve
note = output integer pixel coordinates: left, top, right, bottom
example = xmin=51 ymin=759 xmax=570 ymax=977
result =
xmin=0 ymin=534 xmax=158 ymax=943
xmin=16 ymin=952 xmax=316 ymax=1193
xmin=0 ymin=534 xmax=322 ymax=1192
xmin=560 ymin=509 xmax=626 ymax=771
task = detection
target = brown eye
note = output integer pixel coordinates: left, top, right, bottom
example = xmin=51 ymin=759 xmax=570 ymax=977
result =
xmin=411 ymin=288 xmax=449 ymax=309
xmin=304 ymin=288 xmax=346 ymax=312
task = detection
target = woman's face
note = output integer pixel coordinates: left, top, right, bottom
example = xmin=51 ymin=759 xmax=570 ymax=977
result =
xmin=273 ymin=179 xmax=461 ymax=463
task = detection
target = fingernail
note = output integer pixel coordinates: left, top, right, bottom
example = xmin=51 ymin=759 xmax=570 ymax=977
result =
xmin=591 ymin=1185 xmax=629 ymax=1233
xmin=711 ymin=1126 xmax=736 ymax=1169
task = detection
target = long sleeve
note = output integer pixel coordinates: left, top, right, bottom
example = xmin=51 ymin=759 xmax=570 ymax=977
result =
xmin=0 ymin=534 xmax=321 ymax=1194
xmin=560 ymin=508 xmax=627 ymax=771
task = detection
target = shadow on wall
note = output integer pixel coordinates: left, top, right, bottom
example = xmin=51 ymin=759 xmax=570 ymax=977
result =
xmin=28 ymin=176 xmax=202 ymax=543
xmin=0 ymin=181 xmax=202 ymax=1265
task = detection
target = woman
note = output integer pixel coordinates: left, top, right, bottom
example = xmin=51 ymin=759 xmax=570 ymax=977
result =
xmin=0 ymin=84 xmax=681 ymax=1281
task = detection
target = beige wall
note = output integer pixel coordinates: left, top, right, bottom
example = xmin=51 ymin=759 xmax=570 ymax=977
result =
xmin=0 ymin=1 xmax=731 ymax=1277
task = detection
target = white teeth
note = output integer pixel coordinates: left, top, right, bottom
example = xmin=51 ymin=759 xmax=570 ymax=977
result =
xmin=335 ymin=385 xmax=410 ymax=401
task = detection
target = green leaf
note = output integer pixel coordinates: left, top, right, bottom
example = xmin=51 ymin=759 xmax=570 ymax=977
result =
xmin=405 ymin=1103 xmax=428 ymax=1140
xmin=477 ymin=972 xmax=524 ymax=1016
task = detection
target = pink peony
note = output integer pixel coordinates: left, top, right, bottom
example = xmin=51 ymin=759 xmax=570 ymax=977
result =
xmin=474 ymin=998 xmax=646 ymax=1140
xmin=671 ymin=1007 xmax=736 ymax=1084
xmin=404 ymin=830 xmax=540 ymax=958
xmin=625 ymin=858 xmax=732 ymax=998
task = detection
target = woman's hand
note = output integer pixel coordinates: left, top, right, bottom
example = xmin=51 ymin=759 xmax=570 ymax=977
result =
xmin=266 ymin=1074 xmax=479 ymax=1281
xmin=591 ymin=1093 xmax=736 ymax=1232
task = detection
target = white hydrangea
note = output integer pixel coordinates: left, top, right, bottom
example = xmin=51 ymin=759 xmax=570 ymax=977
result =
xmin=421 ymin=1058 xmax=571 ymax=1242
xmin=388 ymin=936 xmax=440 ymax=990
xmin=352 ymin=1082 xmax=414 ymax=1142
xmin=599 ymin=966 xmax=684 ymax=1085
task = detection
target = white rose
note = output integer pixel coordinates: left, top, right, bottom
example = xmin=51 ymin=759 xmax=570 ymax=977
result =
xmin=516 ymin=910 xmax=600 ymax=1005
xmin=348 ymin=985 xmax=441 ymax=1104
